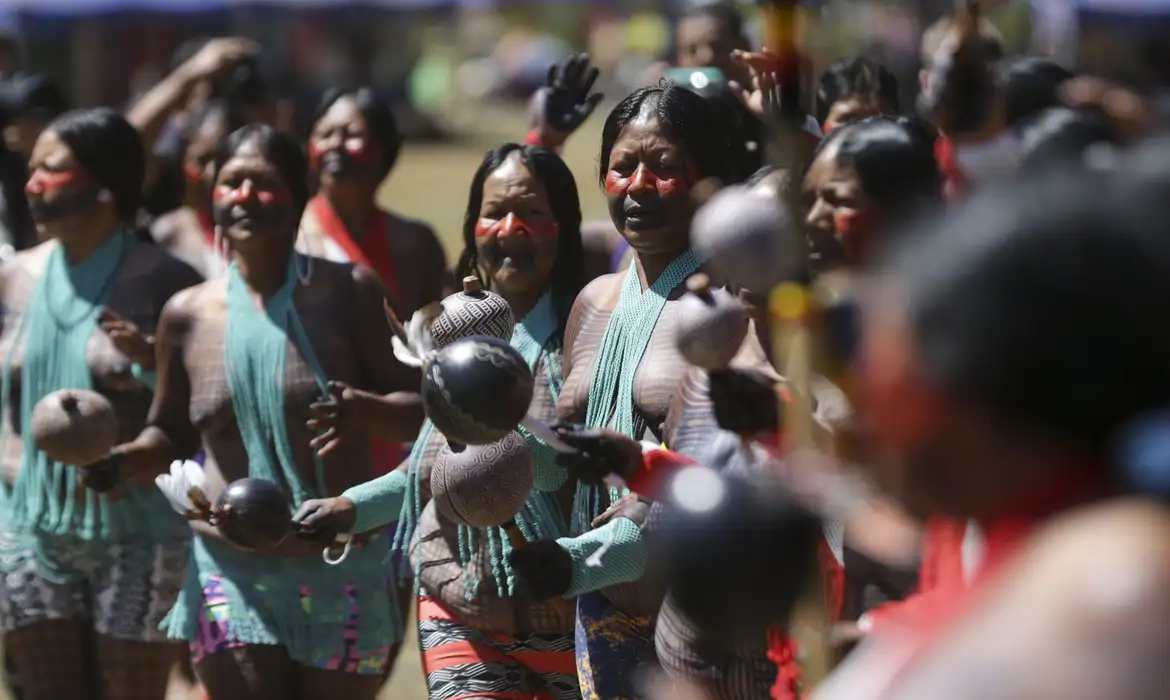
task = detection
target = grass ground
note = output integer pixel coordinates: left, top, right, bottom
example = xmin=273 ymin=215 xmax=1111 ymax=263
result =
xmin=0 ymin=103 xmax=612 ymax=700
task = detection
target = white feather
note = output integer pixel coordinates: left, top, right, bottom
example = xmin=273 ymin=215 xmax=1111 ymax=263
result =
xmin=155 ymin=460 xmax=206 ymax=515
xmin=392 ymin=336 xmax=424 ymax=367
xmin=393 ymin=304 xmax=440 ymax=367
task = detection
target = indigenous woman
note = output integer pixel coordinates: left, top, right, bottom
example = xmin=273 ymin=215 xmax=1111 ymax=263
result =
xmin=298 ymin=86 xmax=446 ymax=320
xmin=814 ymin=158 xmax=1170 ymax=700
xmin=514 ymin=84 xmax=734 ymax=700
xmin=0 ymin=108 xmax=202 ymax=699
xmin=297 ymin=142 xmax=588 ymax=699
xmin=150 ymin=99 xmax=246 ymax=278
xmin=105 ymin=124 xmax=423 ymax=700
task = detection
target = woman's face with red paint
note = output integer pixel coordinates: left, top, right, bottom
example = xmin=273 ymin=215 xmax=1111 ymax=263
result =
xmin=474 ymin=152 xmax=559 ymax=297
xmin=182 ymin=112 xmax=230 ymax=214
xmin=25 ymin=129 xmax=109 ymax=240
xmin=605 ymin=112 xmax=698 ymax=257
xmin=803 ymin=144 xmax=871 ymax=270
xmin=212 ymin=139 xmax=297 ymax=250
xmin=309 ymin=96 xmax=380 ymax=188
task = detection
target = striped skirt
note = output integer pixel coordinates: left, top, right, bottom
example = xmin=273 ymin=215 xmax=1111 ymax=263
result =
xmin=418 ymin=594 xmax=579 ymax=700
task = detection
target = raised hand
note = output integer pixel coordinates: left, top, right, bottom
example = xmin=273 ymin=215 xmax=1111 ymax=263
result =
xmin=178 ymin=37 xmax=260 ymax=84
xmin=729 ymin=49 xmax=784 ymax=124
xmin=531 ymin=54 xmax=604 ymax=148
xmin=550 ymin=423 xmax=642 ymax=485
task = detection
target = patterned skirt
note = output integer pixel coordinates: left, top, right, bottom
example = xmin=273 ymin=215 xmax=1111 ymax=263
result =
xmin=418 ymin=593 xmax=578 ymax=700
xmin=574 ymin=592 xmax=658 ymax=700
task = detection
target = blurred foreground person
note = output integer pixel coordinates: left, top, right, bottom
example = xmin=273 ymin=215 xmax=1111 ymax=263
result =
xmin=815 ymin=164 xmax=1170 ymax=699
xmin=100 ymin=125 xmax=422 ymax=700
xmin=0 ymin=108 xmax=201 ymax=700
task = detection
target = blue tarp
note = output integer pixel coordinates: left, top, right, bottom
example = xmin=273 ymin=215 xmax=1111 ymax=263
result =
xmin=3 ymin=0 xmax=460 ymax=15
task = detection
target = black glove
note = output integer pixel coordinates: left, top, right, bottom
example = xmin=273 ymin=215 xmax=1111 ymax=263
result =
xmin=551 ymin=423 xmax=641 ymax=485
xmin=708 ymin=368 xmax=781 ymax=436
xmin=508 ymin=539 xmax=573 ymax=601
xmin=79 ymin=453 xmax=123 ymax=493
xmin=532 ymin=54 xmax=603 ymax=138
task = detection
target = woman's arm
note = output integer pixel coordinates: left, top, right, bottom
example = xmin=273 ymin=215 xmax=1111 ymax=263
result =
xmin=115 ymin=289 xmax=202 ymax=483
xmin=346 ymin=263 xmax=424 ymax=442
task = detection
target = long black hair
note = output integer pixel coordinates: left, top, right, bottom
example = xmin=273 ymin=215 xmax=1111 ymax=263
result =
xmin=50 ymin=107 xmax=144 ymax=225
xmin=599 ymin=83 xmax=733 ymax=188
xmin=455 ymin=143 xmax=585 ymax=338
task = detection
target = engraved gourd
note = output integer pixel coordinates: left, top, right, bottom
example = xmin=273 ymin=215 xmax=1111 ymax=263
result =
xmin=431 ymin=430 xmax=534 ymax=529
xmin=430 ymin=276 xmax=515 ymax=350
xmin=421 ymin=336 xmax=535 ymax=446
xmin=30 ymin=389 xmax=118 ymax=466
xmin=674 ymin=273 xmax=749 ymax=370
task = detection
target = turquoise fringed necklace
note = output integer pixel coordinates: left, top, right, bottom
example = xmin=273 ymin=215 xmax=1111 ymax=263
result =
xmin=574 ymin=249 xmax=702 ymax=533
xmin=454 ymin=292 xmax=568 ymax=599
xmin=0 ymin=232 xmax=158 ymax=567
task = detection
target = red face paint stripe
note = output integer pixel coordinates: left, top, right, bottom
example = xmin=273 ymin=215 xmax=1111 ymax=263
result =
xmin=25 ymin=169 xmax=88 ymax=196
xmin=475 ymin=214 xmax=559 ymax=240
xmin=213 ymin=182 xmax=293 ymax=206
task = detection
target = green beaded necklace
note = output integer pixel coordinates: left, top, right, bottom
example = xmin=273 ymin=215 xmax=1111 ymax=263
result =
xmin=574 ymin=248 xmax=702 ymax=532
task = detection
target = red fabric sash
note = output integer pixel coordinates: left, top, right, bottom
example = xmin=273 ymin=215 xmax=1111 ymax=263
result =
xmin=872 ymin=467 xmax=1106 ymax=697
xmin=196 ymin=209 xmax=216 ymax=249
xmin=308 ymin=195 xmax=400 ymax=300
xmin=308 ymin=195 xmax=404 ymax=477
xmin=934 ymin=137 xmax=969 ymax=202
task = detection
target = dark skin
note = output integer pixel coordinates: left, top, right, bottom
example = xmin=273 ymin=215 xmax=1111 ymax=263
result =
xmin=2 ymin=129 xmax=202 ymax=700
xmin=301 ymin=95 xmax=447 ymax=318
xmin=107 ymin=139 xmax=422 ymax=699
xmin=150 ymin=109 xmax=229 ymax=278
xmin=296 ymin=156 xmax=579 ymax=636
xmin=559 ymin=111 xmax=705 ymax=444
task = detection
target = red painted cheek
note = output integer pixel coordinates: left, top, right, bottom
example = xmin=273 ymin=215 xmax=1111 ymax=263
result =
xmin=344 ymin=138 xmax=378 ymax=166
xmin=604 ymin=171 xmax=629 ymax=197
xmin=307 ymin=142 xmax=324 ymax=170
xmin=25 ymin=169 xmax=87 ymax=197
xmin=526 ymin=219 xmax=560 ymax=240
xmin=475 ymin=218 xmax=498 ymax=238
xmin=834 ymin=208 xmax=878 ymax=262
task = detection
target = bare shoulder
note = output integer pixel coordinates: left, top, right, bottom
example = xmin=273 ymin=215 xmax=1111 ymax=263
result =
xmin=10 ymin=239 xmax=56 ymax=275
xmin=577 ymin=271 xmax=623 ymax=307
xmin=893 ymin=499 xmax=1170 ymax=700
xmin=385 ymin=211 xmax=441 ymax=250
xmin=1032 ymin=500 xmax=1170 ymax=613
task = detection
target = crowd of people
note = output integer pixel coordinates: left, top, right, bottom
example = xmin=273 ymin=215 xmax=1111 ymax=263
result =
xmin=0 ymin=1 xmax=1167 ymax=699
